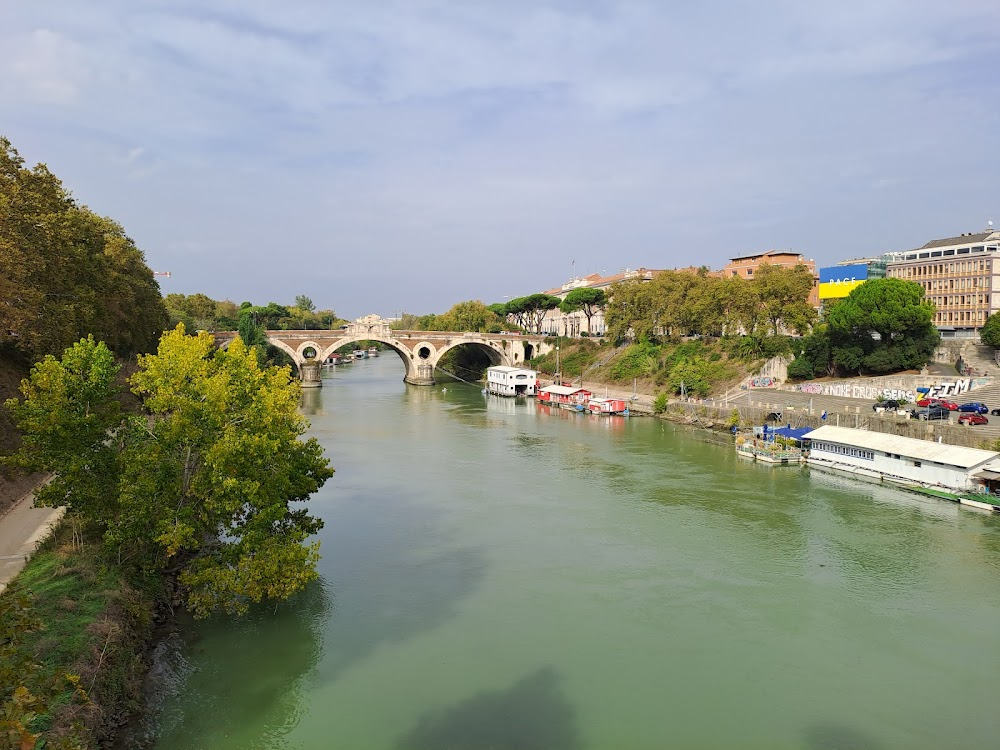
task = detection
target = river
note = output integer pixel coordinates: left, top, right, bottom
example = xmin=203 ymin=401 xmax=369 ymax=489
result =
xmin=131 ymin=355 xmax=1000 ymax=750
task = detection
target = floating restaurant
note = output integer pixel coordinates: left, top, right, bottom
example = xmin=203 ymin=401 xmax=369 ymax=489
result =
xmin=485 ymin=366 xmax=538 ymax=397
xmin=803 ymin=425 xmax=1000 ymax=500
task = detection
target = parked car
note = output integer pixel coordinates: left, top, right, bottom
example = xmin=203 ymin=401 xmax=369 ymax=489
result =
xmin=991 ymin=408 xmax=1000 ymax=417
xmin=909 ymin=406 xmax=951 ymax=421
xmin=873 ymin=399 xmax=901 ymax=411
xmin=957 ymin=402 xmax=989 ymax=414
xmin=958 ymin=413 xmax=989 ymax=426
xmin=916 ymin=397 xmax=959 ymax=410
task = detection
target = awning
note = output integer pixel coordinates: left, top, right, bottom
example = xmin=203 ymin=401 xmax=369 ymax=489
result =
xmin=771 ymin=426 xmax=812 ymax=442
xmin=974 ymin=470 xmax=1000 ymax=480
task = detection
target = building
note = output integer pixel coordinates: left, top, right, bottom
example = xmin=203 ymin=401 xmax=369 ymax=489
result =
xmin=804 ymin=425 xmax=1000 ymax=494
xmin=817 ymin=256 xmax=891 ymax=308
xmin=885 ymin=228 xmax=1000 ymax=337
xmin=539 ymin=267 xmax=668 ymax=336
xmin=719 ymin=250 xmax=819 ymax=307
xmin=485 ymin=366 xmax=537 ymax=397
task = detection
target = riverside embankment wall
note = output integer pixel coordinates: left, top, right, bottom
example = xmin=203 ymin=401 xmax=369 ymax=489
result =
xmin=661 ymin=401 xmax=995 ymax=450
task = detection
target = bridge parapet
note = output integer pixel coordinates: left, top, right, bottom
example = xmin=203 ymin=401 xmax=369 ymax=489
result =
xmin=212 ymin=317 xmax=551 ymax=387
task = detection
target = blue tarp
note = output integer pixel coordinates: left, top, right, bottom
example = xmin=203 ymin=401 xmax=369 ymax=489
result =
xmin=770 ymin=426 xmax=812 ymax=442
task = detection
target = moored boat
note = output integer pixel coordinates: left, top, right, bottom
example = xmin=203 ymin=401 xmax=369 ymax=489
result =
xmin=587 ymin=397 xmax=630 ymax=416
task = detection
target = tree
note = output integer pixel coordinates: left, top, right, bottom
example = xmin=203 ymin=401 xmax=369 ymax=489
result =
xmin=3 ymin=336 xmax=123 ymax=522
xmin=981 ymin=312 xmax=1000 ymax=348
xmin=435 ymin=300 xmax=503 ymax=332
xmin=825 ymin=279 xmax=939 ymax=374
xmin=604 ymin=279 xmax=660 ymax=343
xmin=754 ymin=263 xmax=817 ymax=335
xmin=294 ymin=295 xmax=315 ymax=313
xmin=6 ymin=326 xmax=334 ymax=617
xmin=124 ymin=327 xmax=334 ymax=616
xmin=560 ymin=288 xmax=607 ymax=335
xmin=0 ymin=137 xmax=167 ymax=359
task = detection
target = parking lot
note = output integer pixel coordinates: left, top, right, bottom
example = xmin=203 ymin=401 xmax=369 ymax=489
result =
xmin=717 ymin=387 xmax=1000 ymax=441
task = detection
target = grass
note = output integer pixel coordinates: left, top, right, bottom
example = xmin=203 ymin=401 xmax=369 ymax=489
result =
xmin=1 ymin=520 xmax=160 ymax=747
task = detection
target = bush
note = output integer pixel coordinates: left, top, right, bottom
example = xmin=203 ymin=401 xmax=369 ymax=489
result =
xmin=786 ymin=356 xmax=814 ymax=381
xmin=653 ymin=392 xmax=668 ymax=414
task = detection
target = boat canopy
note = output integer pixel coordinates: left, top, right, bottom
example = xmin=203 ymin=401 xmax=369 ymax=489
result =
xmin=769 ymin=426 xmax=812 ymax=443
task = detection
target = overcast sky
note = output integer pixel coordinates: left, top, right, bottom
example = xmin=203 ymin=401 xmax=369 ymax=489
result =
xmin=3 ymin=1 xmax=999 ymax=319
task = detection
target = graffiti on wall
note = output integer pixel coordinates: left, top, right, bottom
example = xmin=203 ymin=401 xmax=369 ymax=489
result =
xmin=925 ymin=378 xmax=974 ymax=398
xmin=790 ymin=377 xmax=979 ymax=401
xmin=749 ymin=376 xmax=776 ymax=388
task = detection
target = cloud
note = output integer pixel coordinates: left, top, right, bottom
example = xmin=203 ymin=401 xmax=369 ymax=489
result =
xmin=3 ymin=28 xmax=89 ymax=105
xmin=2 ymin=1 xmax=998 ymax=315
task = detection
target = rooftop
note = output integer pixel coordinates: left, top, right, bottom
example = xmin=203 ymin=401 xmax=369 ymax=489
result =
xmin=919 ymin=231 xmax=1000 ymax=250
xmin=804 ymin=425 xmax=999 ymax=468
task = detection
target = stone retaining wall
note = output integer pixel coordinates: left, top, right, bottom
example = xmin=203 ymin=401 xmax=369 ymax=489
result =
xmin=663 ymin=401 xmax=995 ymax=450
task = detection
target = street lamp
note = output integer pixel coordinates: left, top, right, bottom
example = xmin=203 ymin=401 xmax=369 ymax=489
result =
xmin=555 ymin=345 xmax=560 ymax=384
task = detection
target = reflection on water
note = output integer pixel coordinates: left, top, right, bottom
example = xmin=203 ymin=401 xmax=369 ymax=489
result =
xmin=129 ymin=582 xmax=330 ymax=749
xmin=138 ymin=357 xmax=1000 ymax=750
xmin=397 ymin=667 xmax=579 ymax=750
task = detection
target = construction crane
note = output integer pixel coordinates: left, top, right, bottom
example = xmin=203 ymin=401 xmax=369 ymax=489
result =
xmin=153 ymin=271 xmax=172 ymax=278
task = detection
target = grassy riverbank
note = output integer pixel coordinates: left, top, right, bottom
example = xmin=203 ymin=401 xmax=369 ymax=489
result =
xmin=529 ymin=336 xmax=753 ymax=396
xmin=1 ymin=521 xmax=162 ymax=748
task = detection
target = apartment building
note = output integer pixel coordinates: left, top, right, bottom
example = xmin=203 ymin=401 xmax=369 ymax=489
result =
xmin=886 ymin=228 xmax=1000 ymax=337
xmin=719 ymin=250 xmax=819 ymax=307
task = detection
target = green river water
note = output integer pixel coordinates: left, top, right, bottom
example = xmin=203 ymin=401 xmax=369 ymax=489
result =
xmin=133 ymin=355 xmax=1000 ymax=750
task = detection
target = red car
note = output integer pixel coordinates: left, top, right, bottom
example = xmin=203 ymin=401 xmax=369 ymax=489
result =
xmin=958 ymin=413 xmax=988 ymax=426
xmin=916 ymin=397 xmax=958 ymax=410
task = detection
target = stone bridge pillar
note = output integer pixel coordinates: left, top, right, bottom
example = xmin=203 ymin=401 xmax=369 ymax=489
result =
xmin=405 ymin=362 xmax=436 ymax=386
xmin=299 ymin=360 xmax=322 ymax=388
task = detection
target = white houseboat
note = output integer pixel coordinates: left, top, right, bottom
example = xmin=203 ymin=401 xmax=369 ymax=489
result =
xmin=803 ymin=425 xmax=1000 ymax=504
xmin=486 ymin=366 xmax=538 ymax=397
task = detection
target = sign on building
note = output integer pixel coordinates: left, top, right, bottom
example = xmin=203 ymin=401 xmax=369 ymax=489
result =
xmin=819 ymin=263 xmax=869 ymax=300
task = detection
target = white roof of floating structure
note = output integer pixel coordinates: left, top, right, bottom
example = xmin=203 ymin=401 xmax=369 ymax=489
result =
xmin=539 ymin=385 xmax=591 ymax=396
xmin=804 ymin=425 xmax=999 ymax=469
xmin=488 ymin=366 xmax=535 ymax=374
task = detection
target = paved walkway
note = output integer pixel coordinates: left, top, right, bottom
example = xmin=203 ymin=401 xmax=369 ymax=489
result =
xmin=0 ymin=484 xmax=64 ymax=594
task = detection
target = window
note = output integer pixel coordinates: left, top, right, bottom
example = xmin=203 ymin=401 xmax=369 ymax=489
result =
xmin=913 ymin=461 xmax=921 ymax=467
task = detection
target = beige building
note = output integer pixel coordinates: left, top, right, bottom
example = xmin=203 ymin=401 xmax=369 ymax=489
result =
xmin=538 ymin=267 xmax=667 ymax=336
xmin=885 ymin=228 xmax=1000 ymax=337
xmin=719 ymin=250 xmax=820 ymax=307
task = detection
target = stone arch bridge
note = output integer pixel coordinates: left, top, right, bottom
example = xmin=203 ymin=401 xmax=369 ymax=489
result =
xmin=213 ymin=315 xmax=551 ymax=387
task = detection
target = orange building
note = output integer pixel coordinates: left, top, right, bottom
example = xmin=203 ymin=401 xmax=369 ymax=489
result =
xmin=719 ymin=250 xmax=819 ymax=307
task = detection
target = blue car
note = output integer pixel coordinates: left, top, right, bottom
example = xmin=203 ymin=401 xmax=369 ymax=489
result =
xmin=957 ymin=402 xmax=989 ymax=414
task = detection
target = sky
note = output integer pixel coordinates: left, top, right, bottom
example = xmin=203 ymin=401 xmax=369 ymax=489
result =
xmin=3 ymin=1 xmax=999 ymax=319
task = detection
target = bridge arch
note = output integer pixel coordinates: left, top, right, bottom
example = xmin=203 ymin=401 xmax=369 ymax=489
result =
xmin=432 ymin=340 xmax=508 ymax=370
xmin=317 ymin=335 xmax=432 ymax=385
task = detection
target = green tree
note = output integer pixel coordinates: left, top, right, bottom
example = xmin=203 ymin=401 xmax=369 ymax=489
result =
xmin=754 ymin=263 xmax=817 ymax=335
xmin=604 ymin=279 xmax=660 ymax=343
xmin=981 ymin=312 xmax=1000 ymax=348
xmin=294 ymin=295 xmax=315 ymax=313
xmin=559 ymin=288 xmax=607 ymax=335
xmin=123 ymin=327 xmax=333 ymax=616
xmin=435 ymin=300 xmax=503 ymax=332
xmin=6 ymin=326 xmax=334 ymax=618
xmin=825 ymin=279 xmax=939 ymax=374
xmin=3 ymin=336 xmax=122 ymax=521
xmin=0 ymin=137 xmax=167 ymax=359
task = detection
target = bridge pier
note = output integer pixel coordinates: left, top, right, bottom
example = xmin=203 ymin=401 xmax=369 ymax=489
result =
xmin=404 ymin=362 xmax=436 ymax=386
xmin=299 ymin=360 xmax=322 ymax=388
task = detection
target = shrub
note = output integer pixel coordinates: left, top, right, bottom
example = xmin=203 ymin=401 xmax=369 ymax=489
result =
xmin=786 ymin=356 xmax=814 ymax=381
xmin=653 ymin=392 xmax=668 ymax=414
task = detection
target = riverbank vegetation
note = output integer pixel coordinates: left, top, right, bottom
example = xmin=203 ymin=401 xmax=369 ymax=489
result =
xmin=1 ymin=137 xmax=168 ymax=363
xmin=2 ymin=328 xmax=334 ymax=747
xmin=1 ymin=523 xmax=158 ymax=749
xmin=786 ymin=279 xmax=939 ymax=379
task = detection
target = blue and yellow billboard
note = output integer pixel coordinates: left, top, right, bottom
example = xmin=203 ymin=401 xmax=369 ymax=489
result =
xmin=819 ymin=263 xmax=868 ymax=300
